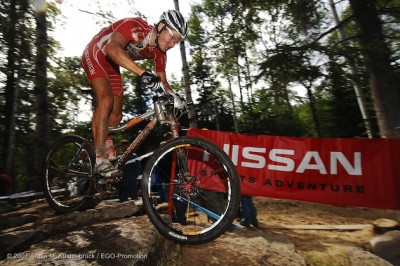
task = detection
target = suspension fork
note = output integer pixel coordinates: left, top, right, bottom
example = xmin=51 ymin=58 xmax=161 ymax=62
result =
xmin=167 ymin=115 xmax=192 ymax=216
xmin=168 ymin=115 xmax=191 ymax=180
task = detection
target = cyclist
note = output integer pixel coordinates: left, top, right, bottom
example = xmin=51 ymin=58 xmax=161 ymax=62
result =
xmin=81 ymin=10 xmax=188 ymax=177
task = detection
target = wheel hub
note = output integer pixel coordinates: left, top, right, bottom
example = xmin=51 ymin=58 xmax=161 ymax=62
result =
xmin=179 ymin=176 xmax=201 ymax=198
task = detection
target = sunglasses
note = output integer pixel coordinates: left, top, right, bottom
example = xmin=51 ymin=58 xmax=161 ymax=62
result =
xmin=165 ymin=26 xmax=179 ymax=42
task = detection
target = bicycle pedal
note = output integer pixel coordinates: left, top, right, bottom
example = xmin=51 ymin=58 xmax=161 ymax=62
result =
xmin=95 ymin=171 xmax=122 ymax=184
xmin=106 ymin=171 xmax=123 ymax=183
xmin=105 ymin=178 xmax=122 ymax=184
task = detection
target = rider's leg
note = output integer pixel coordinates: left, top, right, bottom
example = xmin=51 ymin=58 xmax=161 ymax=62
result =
xmin=90 ymin=77 xmax=121 ymax=176
xmin=109 ymin=95 xmax=123 ymax=127
xmin=108 ymin=73 xmax=124 ymax=127
xmin=91 ymin=77 xmax=114 ymax=158
xmin=81 ymin=45 xmax=122 ymax=176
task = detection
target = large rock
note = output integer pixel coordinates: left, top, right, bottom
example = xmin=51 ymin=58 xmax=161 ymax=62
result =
xmin=1 ymin=215 xmax=180 ymax=266
xmin=181 ymin=227 xmax=306 ymax=266
xmin=347 ymin=247 xmax=393 ymax=266
xmin=1 ymin=198 xmax=313 ymax=265
xmin=370 ymin=230 xmax=400 ymax=266
xmin=0 ymin=199 xmax=180 ymax=265
xmin=0 ymin=200 xmax=139 ymax=257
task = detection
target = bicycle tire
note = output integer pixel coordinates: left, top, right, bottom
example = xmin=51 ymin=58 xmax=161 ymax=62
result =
xmin=43 ymin=135 xmax=97 ymax=213
xmin=141 ymin=136 xmax=241 ymax=244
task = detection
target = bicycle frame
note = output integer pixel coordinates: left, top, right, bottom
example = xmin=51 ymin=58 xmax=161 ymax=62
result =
xmin=63 ymin=95 xmax=181 ymax=184
xmin=110 ymin=98 xmax=181 ymax=170
xmin=44 ymin=88 xmax=241 ymax=243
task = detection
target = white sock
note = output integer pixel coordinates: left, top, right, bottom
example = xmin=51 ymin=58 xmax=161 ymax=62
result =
xmin=96 ymin=153 xmax=105 ymax=165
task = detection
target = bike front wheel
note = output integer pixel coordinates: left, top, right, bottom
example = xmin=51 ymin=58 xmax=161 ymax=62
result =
xmin=43 ymin=135 xmax=97 ymax=213
xmin=141 ymin=136 xmax=241 ymax=244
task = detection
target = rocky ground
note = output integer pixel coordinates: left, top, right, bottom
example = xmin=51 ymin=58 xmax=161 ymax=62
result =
xmin=181 ymin=197 xmax=400 ymax=266
xmin=1 ymin=197 xmax=399 ymax=265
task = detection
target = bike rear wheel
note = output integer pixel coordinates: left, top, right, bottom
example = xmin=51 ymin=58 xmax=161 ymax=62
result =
xmin=141 ymin=136 xmax=241 ymax=244
xmin=43 ymin=135 xmax=97 ymax=213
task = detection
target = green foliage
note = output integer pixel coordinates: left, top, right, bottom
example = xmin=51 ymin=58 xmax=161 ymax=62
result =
xmin=286 ymin=0 xmax=327 ymax=35
xmin=188 ymin=7 xmax=235 ymax=131
xmin=190 ymin=52 xmax=235 ymax=131
xmin=187 ymin=0 xmax=399 ymax=139
xmin=122 ymin=70 xmax=151 ymax=117
xmin=315 ymin=58 xmax=367 ymax=137
xmin=238 ymin=89 xmax=308 ymax=136
xmin=47 ymin=56 xmax=91 ymax=139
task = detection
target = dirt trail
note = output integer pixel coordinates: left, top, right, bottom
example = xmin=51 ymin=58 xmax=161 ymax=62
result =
xmin=182 ymin=197 xmax=399 ymax=266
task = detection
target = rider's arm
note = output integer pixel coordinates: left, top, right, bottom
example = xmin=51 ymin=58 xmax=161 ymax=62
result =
xmin=104 ymin=31 xmax=145 ymax=76
xmin=157 ymin=71 xmax=174 ymax=93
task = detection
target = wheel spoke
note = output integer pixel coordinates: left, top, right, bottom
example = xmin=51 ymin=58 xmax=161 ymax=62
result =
xmin=43 ymin=135 xmax=96 ymax=213
xmin=141 ymin=137 xmax=240 ymax=244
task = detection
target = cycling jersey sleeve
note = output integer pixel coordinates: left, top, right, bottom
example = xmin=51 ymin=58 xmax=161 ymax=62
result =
xmin=112 ymin=18 xmax=167 ymax=73
xmin=113 ymin=18 xmax=149 ymax=45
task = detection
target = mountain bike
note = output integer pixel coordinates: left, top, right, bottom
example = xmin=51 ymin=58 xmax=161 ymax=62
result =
xmin=42 ymin=83 xmax=241 ymax=245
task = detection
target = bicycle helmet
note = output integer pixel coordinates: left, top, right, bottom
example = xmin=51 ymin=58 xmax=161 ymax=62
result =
xmin=159 ymin=10 xmax=188 ymax=39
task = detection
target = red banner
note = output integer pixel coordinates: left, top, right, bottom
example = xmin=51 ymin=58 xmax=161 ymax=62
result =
xmin=188 ymin=129 xmax=400 ymax=210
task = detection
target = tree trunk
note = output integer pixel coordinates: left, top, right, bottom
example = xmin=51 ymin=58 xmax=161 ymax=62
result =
xmin=173 ymin=0 xmax=198 ymax=129
xmin=227 ymin=77 xmax=239 ymax=133
xmin=348 ymin=0 xmax=400 ymax=138
xmin=33 ymin=8 xmax=50 ymax=191
xmin=329 ymin=0 xmax=375 ymax=138
xmin=3 ymin=0 xmax=19 ymax=179
xmin=304 ymin=82 xmax=321 ymax=137
xmin=244 ymin=52 xmax=254 ymax=104
xmin=236 ymin=57 xmax=244 ymax=109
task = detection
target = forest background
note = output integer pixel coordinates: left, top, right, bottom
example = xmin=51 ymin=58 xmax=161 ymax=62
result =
xmin=0 ymin=0 xmax=399 ymax=192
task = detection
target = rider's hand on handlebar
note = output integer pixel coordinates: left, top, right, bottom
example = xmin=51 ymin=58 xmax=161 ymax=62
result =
xmin=140 ymin=71 xmax=161 ymax=89
xmin=167 ymin=91 xmax=186 ymax=109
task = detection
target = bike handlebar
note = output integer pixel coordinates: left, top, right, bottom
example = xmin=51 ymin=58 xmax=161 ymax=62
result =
xmin=155 ymin=82 xmax=187 ymax=111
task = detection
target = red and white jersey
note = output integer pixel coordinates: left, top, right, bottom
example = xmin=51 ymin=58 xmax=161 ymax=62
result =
xmin=90 ymin=17 xmax=166 ymax=72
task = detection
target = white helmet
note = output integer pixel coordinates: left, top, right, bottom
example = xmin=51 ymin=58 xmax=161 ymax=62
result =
xmin=160 ymin=10 xmax=188 ymax=39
